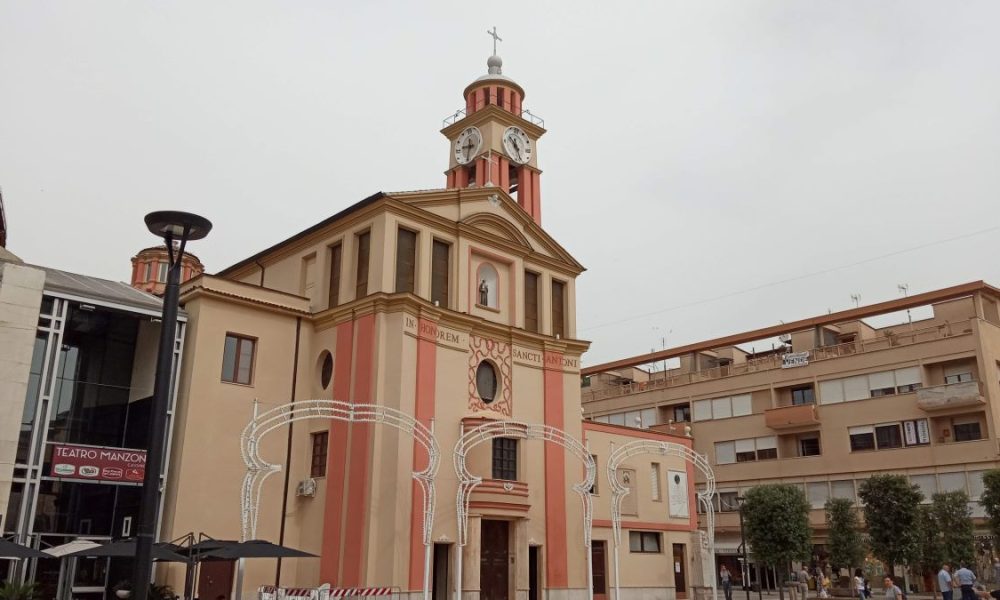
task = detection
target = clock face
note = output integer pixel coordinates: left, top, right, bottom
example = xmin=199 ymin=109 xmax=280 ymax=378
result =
xmin=502 ymin=126 xmax=533 ymax=165
xmin=454 ymin=127 xmax=482 ymax=165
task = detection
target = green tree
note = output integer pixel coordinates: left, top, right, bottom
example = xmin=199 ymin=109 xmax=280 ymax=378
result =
xmin=980 ymin=470 xmax=1000 ymax=537
xmin=931 ymin=491 xmax=974 ymax=567
xmin=916 ymin=505 xmax=943 ymax=578
xmin=858 ymin=474 xmax=923 ymax=574
xmin=743 ymin=484 xmax=813 ymax=600
xmin=826 ymin=497 xmax=865 ymax=576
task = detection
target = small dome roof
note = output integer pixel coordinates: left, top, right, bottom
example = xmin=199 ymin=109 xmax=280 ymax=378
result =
xmin=463 ymin=54 xmax=525 ymax=99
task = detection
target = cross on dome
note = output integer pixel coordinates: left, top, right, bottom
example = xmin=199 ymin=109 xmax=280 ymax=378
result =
xmin=486 ymin=26 xmax=502 ymax=55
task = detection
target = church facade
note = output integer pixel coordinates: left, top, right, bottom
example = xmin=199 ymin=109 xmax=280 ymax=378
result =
xmin=158 ymin=53 xmax=704 ymax=600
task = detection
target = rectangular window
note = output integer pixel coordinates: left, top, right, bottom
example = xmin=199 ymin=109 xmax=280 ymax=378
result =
xmin=589 ymin=455 xmax=599 ymax=494
xmin=311 ymin=431 xmax=329 ymax=478
xmin=954 ymin=421 xmax=983 ymax=442
xmin=551 ymin=280 xmax=565 ymax=338
xmin=328 ymin=244 xmax=342 ymax=308
xmin=524 ymin=271 xmax=540 ymax=332
xmin=222 ymin=334 xmax=256 ymax=385
xmin=849 ymin=426 xmax=876 ymax=452
xmin=431 ymin=240 xmax=450 ymax=307
xmin=492 ymin=437 xmax=518 ymax=480
xmin=830 ymin=480 xmax=855 ymax=502
xmin=807 ymin=482 xmax=830 ymax=509
xmin=756 ymin=436 xmax=778 ymax=460
xmin=158 ymin=262 xmax=169 ymax=283
xmin=628 ymin=531 xmax=661 ymax=553
xmin=692 ymin=399 xmax=713 ymax=422
xmin=395 ymin=228 xmax=417 ymax=294
xmin=735 ymin=439 xmax=756 ymax=463
xmin=712 ymin=397 xmax=732 ymax=419
xmin=799 ymin=435 xmax=821 ymax=457
xmin=673 ymin=404 xmax=691 ymax=423
xmin=650 ymin=463 xmax=661 ymax=501
xmin=718 ymin=491 xmax=740 ymax=512
xmin=355 ymin=231 xmax=371 ymax=299
xmin=875 ymin=423 xmax=903 ymax=449
xmin=895 ymin=367 xmax=922 ymax=393
xmin=144 ymin=262 xmax=153 ymax=282
xmin=731 ymin=394 xmax=752 ymax=417
xmin=791 ymin=386 xmax=815 ymax=405
xmin=868 ymin=371 xmax=896 ymax=397
xmin=715 ymin=441 xmax=736 ymax=465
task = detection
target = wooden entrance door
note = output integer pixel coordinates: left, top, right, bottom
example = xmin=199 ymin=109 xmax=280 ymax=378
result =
xmin=591 ymin=541 xmax=608 ymax=600
xmin=480 ymin=520 xmax=510 ymax=600
xmin=198 ymin=560 xmax=235 ymax=600
xmin=673 ymin=544 xmax=687 ymax=599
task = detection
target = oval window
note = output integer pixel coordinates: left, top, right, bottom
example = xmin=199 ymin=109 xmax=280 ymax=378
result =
xmin=476 ymin=361 xmax=498 ymax=403
xmin=319 ymin=351 xmax=333 ymax=390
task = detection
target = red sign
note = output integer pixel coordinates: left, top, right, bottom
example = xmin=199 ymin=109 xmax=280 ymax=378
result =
xmin=50 ymin=444 xmax=146 ymax=483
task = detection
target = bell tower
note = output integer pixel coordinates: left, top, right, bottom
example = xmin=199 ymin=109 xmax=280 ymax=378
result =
xmin=441 ymin=29 xmax=546 ymax=225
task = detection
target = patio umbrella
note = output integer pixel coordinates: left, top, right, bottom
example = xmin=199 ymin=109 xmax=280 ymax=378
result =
xmin=43 ymin=539 xmax=102 ymax=558
xmin=65 ymin=539 xmax=189 ymax=562
xmin=0 ymin=539 xmax=49 ymax=559
xmin=200 ymin=540 xmax=315 ymax=560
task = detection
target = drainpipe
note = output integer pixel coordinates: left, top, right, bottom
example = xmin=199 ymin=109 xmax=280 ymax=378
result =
xmin=275 ymin=316 xmax=302 ymax=585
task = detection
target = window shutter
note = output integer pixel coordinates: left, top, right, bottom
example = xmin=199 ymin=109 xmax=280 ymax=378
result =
xmin=431 ymin=240 xmax=450 ymax=307
xmin=395 ymin=229 xmax=417 ymax=293
xmin=894 ymin=367 xmax=921 ymax=387
xmin=715 ymin=441 xmax=736 ymax=465
xmin=355 ymin=231 xmax=371 ymax=299
xmin=755 ymin=436 xmax=777 ymax=450
xmin=692 ymin=400 xmax=713 ymax=422
xmin=868 ymin=371 xmax=895 ymax=391
xmin=734 ymin=439 xmax=756 ymax=453
xmin=524 ymin=271 xmax=539 ymax=332
xmin=328 ymin=244 xmax=342 ymax=308
xmin=650 ymin=463 xmax=661 ymax=501
xmin=843 ymin=376 xmax=869 ymax=401
xmin=711 ymin=397 xmax=732 ymax=419
xmin=551 ymin=280 xmax=565 ymax=337
xmin=731 ymin=394 xmax=752 ymax=416
xmin=819 ymin=379 xmax=844 ymax=404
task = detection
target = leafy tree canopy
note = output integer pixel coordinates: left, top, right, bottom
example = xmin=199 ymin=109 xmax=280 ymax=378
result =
xmin=980 ymin=470 xmax=1000 ymax=537
xmin=826 ymin=497 xmax=865 ymax=571
xmin=743 ymin=484 xmax=813 ymax=573
xmin=858 ymin=474 xmax=923 ymax=569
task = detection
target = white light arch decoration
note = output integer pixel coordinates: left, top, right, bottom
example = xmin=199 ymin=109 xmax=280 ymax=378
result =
xmin=607 ymin=441 xmax=717 ymax=600
xmin=454 ymin=421 xmax=597 ymax=600
xmin=241 ymin=400 xmax=440 ymax=600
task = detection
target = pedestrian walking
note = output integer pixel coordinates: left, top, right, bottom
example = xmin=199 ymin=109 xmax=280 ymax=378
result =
xmin=721 ymin=565 xmax=734 ymax=600
xmin=800 ymin=567 xmax=812 ymax=600
xmin=883 ymin=577 xmax=903 ymax=600
xmin=939 ymin=565 xmax=954 ymax=600
xmin=956 ymin=564 xmax=978 ymax=600
xmin=856 ymin=569 xmax=869 ymax=600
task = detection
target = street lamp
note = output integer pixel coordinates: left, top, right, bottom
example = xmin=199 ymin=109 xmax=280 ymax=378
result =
xmin=736 ymin=496 xmax=752 ymax=600
xmin=131 ymin=211 xmax=212 ymax=600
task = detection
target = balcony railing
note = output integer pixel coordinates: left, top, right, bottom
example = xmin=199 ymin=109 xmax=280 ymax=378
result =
xmin=583 ymin=318 xmax=975 ymax=402
xmin=916 ymin=380 xmax=985 ymax=411
xmin=764 ymin=404 xmax=820 ymax=430
xmin=441 ymin=106 xmax=545 ymax=128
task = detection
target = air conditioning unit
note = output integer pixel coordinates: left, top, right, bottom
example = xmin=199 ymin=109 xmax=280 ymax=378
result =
xmin=778 ymin=334 xmax=792 ymax=344
xmin=296 ymin=478 xmax=318 ymax=498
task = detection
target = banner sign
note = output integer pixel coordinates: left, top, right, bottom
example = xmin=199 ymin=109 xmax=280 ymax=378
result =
xmin=781 ymin=352 xmax=810 ymax=369
xmin=50 ymin=444 xmax=146 ymax=483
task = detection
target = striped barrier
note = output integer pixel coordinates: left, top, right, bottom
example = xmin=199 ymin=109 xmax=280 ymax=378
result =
xmin=259 ymin=586 xmax=398 ymax=600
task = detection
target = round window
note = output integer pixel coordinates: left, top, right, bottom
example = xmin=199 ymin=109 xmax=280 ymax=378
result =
xmin=319 ymin=351 xmax=333 ymax=390
xmin=476 ymin=361 xmax=498 ymax=403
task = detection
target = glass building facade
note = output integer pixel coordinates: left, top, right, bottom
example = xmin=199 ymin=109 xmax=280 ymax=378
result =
xmin=2 ymin=292 xmax=183 ymax=600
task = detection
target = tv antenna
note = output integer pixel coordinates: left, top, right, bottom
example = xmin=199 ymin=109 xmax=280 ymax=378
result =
xmin=850 ymin=294 xmax=861 ymax=308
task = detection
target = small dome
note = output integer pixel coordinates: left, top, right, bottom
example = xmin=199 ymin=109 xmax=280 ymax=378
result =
xmin=487 ymin=54 xmax=503 ymax=74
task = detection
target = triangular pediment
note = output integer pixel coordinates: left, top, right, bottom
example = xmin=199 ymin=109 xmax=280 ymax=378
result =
xmin=387 ymin=188 xmax=584 ymax=273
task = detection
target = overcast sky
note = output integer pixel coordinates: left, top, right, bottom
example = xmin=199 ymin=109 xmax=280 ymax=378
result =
xmin=2 ymin=1 xmax=999 ymax=366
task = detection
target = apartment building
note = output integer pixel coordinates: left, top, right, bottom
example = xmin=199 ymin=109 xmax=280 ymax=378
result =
xmin=582 ymin=281 xmax=1000 ymax=588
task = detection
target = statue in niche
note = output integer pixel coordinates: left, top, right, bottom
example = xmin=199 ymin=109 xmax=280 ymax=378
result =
xmin=478 ymin=279 xmax=489 ymax=306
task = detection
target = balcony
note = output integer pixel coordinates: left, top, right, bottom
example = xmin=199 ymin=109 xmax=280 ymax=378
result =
xmin=916 ymin=380 xmax=985 ymax=412
xmin=764 ymin=404 xmax=820 ymax=430
xmin=583 ymin=317 xmax=975 ymax=403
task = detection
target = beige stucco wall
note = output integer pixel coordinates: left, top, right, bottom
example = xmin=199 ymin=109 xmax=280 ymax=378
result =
xmin=0 ymin=262 xmax=45 ymax=531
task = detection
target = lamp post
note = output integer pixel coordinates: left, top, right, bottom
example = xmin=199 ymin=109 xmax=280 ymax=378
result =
xmin=131 ymin=211 xmax=212 ymax=600
xmin=736 ymin=496 xmax=752 ymax=600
